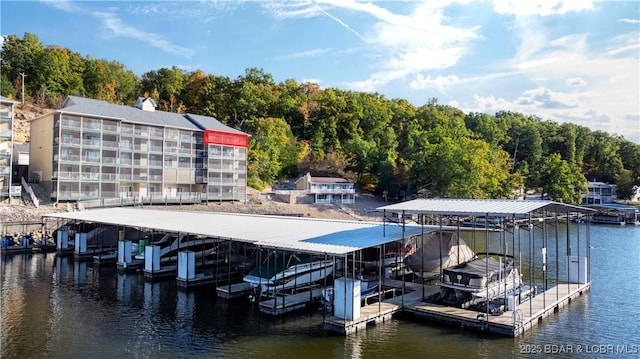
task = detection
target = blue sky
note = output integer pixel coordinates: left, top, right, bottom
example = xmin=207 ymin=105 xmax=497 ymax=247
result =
xmin=2 ymin=0 xmax=639 ymax=143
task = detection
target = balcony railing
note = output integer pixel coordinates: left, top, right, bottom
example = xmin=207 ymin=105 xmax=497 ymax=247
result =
xmin=81 ymin=139 xmax=101 ymax=147
xmin=61 ymin=137 xmax=81 ymax=145
xmin=54 ymin=171 xmax=80 ymax=179
xmin=83 ymin=156 xmax=101 ymax=163
xmin=102 ymin=124 xmax=118 ymax=132
xmin=61 ymin=118 xmax=81 ymax=128
xmin=102 ymin=140 xmax=119 ymax=149
xmin=74 ymin=192 xmax=205 ymax=208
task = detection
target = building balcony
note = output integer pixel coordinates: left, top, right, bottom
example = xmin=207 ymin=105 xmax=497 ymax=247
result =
xmin=60 ymin=118 xmax=81 ymax=128
xmin=81 ymin=139 xmax=101 ymax=147
xmin=83 ymin=157 xmax=101 ymax=163
xmin=61 ymin=137 xmax=81 ymax=145
xmin=102 ymin=124 xmax=118 ymax=133
xmin=80 ymin=173 xmax=101 ymax=180
xmin=308 ymin=188 xmax=356 ymax=195
xmin=102 ymin=157 xmax=117 ymax=165
xmin=56 ymin=154 xmax=81 ymax=162
xmin=102 ymin=140 xmax=119 ymax=149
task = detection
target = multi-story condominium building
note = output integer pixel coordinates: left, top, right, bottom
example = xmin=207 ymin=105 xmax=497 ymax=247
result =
xmin=0 ymin=95 xmax=20 ymax=202
xmin=30 ymin=96 xmax=248 ymax=203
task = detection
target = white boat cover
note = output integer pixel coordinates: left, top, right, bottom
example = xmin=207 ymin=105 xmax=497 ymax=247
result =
xmin=405 ymin=231 xmax=475 ymax=275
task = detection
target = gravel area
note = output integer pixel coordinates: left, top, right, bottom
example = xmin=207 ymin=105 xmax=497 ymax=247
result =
xmin=0 ymin=193 xmax=388 ymax=225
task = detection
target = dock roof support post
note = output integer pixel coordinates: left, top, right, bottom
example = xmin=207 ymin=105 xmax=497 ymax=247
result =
xmin=401 ymin=210 xmax=405 ymax=307
xmin=528 ymin=211 xmax=534 ymax=317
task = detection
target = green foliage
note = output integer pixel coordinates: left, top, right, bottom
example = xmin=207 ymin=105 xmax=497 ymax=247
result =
xmin=539 ymin=154 xmax=586 ymax=203
xmin=615 ymin=169 xmax=637 ymax=200
xmin=2 ymin=32 xmax=638 ymax=198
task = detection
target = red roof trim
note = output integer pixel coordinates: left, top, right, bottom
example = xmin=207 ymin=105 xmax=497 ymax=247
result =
xmin=204 ymin=129 xmax=248 ymax=147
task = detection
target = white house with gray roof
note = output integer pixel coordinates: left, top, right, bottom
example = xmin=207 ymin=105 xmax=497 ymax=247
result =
xmin=29 ymin=96 xmax=248 ymax=203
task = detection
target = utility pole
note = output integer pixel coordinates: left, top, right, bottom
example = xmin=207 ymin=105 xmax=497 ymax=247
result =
xmin=19 ymin=72 xmax=26 ymax=106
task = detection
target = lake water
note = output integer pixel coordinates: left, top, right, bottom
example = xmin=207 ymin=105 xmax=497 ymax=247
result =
xmin=1 ymin=225 xmax=639 ymax=358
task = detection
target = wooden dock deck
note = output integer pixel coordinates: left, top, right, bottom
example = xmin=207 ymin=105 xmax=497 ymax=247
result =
xmin=403 ymin=283 xmax=589 ymax=337
xmin=323 ymin=301 xmax=399 ymax=335
xmin=177 ymin=271 xmax=243 ymax=290
xmin=259 ymin=287 xmax=324 ymax=316
xmin=217 ymin=282 xmax=253 ymax=299
xmin=323 ymin=282 xmax=589 ymax=337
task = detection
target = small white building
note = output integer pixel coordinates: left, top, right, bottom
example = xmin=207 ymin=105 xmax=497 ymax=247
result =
xmin=630 ymin=185 xmax=640 ymax=203
xmin=295 ymin=173 xmax=355 ymax=204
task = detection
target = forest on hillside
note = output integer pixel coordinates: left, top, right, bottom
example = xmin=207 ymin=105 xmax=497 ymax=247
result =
xmin=2 ymin=33 xmax=639 ymax=203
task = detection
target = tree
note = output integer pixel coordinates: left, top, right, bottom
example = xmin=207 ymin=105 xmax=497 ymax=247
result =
xmin=464 ymin=112 xmax=504 ymax=149
xmin=584 ymin=131 xmax=623 ymax=182
xmin=140 ymin=66 xmax=186 ymax=112
xmin=0 ymin=33 xmax=44 ymax=96
xmin=615 ymin=169 xmax=637 ymax=201
xmin=244 ymin=117 xmax=303 ymax=189
xmin=231 ymin=68 xmax=279 ymax=128
xmin=539 ymin=154 xmax=586 ymax=203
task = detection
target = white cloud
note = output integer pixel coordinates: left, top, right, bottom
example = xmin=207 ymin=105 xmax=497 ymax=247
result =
xmin=92 ymin=11 xmax=195 ymax=57
xmin=301 ymin=78 xmax=322 ymax=86
xmin=411 ymin=75 xmax=463 ymax=90
xmin=618 ymin=18 xmax=640 ymax=24
xmin=518 ymin=87 xmax=580 ymax=109
xmin=276 ymin=48 xmax=331 ymax=60
xmin=262 ymin=2 xmax=321 ymax=19
xmin=264 ymin=1 xmax=480 ymax=92
xmin=605 ymin=32 xmax=640 ymax=56
xmin=410 ymin=71 xmax=520 ymax=90
xmin=39 ymin=0 xmax=81 ymax=13
xmin=565 ymin=77 xmax=586 ymax=87
xmin=40 ymin=1 xmax=195 ymax=58
xmin=491 ymin=0 xmax=594 ymax=16
xmin=126 ymin=1 xmax=243 ymax=23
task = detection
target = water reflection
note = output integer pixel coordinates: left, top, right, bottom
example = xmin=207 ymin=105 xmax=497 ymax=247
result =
xmin=1 ymin=225 xmax=639 ymax=358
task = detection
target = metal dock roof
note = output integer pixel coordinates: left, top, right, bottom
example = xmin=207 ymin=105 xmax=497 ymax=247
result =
xmin=42 ymin=208 xmax=426 ymax=256
xmin=377 ymin=199 xmax=595 ymax=216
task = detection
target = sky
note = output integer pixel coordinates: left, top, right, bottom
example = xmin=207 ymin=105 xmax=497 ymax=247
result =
xmin=1 ymin=0 xmax=639 ymax=143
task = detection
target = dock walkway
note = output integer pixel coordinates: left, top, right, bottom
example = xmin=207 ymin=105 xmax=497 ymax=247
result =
xmin=324 ymin=282 xmax=589 ymax=337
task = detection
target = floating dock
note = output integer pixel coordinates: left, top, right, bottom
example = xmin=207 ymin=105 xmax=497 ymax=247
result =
xmin=177 ymin=271 xmax=243 ymax=290
xmin=324 ymin=300 xmax=400 ymax=334
xmin=117 ymin=259 xmax=144 ymax=273
xmin=405 ymin=283 xmax=590 ymax=337
xmin=0 ymin=245 xmax=33 ymax=255
xmin=259 ymin=287 xmax=324 ymax=316
xmin=93 ymin=253 xmax=117 ymax=265
xmin=216 ymin=282 xmax=253 ymax=299
xmin=323 ymin=282 xmax=589 ymax=337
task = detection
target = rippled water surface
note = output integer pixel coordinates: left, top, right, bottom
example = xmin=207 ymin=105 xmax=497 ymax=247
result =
xmin=1 ymin=225 xmax=638 ymax=358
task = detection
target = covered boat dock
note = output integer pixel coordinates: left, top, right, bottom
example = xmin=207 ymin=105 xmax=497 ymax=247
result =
xmin=372 ymin=199 xmax=595 ymax=336
xmin=41 ymin=198 xmax=595 ymax=337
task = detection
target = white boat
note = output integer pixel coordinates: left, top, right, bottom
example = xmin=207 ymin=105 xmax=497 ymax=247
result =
xmin=438 ymin=256 xmax=522 ymax=307
xmin=243 ymin=253 xmax=334 ymax=294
